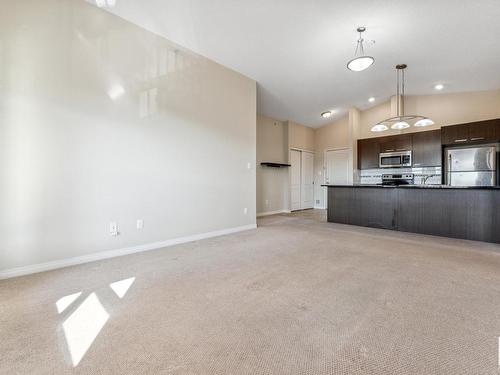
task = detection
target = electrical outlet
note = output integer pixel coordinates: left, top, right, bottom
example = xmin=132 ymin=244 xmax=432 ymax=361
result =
xmin=316 ymin=200 xmax=320 ymax=204
xmin=243 ymin=207 xmax=248 ymax=215
xmin=136 ymin=219 xmax=144 ymax=229
xmin=247 ymin=162 xmax=251 ymax=169
xmin=110 ymin=222 xmax=119 ymax=236
xmin=265 ymin=199 xmax=269 ymax=206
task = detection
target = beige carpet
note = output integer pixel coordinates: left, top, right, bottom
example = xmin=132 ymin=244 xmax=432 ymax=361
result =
xmin=1 ymin=210 xmax=500 ymax=374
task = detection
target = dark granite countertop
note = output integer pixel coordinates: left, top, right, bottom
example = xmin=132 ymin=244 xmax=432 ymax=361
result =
xmin=322 ymin=184 xmax=500 ymax=190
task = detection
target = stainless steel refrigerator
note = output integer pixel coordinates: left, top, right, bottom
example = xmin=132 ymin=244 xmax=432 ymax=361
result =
xmin=445 ymin=146 xmax=497 ymax=186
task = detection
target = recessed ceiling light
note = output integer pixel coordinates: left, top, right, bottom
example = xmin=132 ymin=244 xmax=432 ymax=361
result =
xmin=434 ymin=84 xmax=444 ymax=90
xmin=321 ymin=111 xmax=333 ymax=119
xmin=368 ymin=97 xmax=375 ymax=103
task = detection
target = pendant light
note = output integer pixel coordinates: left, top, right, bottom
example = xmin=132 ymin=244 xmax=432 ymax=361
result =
xmin=347 ymin=27 xmax=374 ymax=72
xmin=371 ymin=64 xmax=434 ymax=132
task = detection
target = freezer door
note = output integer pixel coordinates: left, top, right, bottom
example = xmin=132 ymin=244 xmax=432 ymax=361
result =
xmin=446 ymin=147 xmax=496 ymax=172
xmin=447 ymin=171 xmax=496 ymax=186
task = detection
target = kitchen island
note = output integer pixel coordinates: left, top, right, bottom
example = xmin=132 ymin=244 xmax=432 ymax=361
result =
xmin=324 ymin=185 xmax=500 ymax=244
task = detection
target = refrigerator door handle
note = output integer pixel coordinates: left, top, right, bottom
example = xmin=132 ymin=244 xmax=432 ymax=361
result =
xmin=448 ymin=154 xmax=452 ymax=186
xmin=486 ymin=149 xmax=493 ymax=170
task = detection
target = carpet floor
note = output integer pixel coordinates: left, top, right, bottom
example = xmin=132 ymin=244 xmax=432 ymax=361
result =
xmin=1 ymin=210 xmax=500 ymax=374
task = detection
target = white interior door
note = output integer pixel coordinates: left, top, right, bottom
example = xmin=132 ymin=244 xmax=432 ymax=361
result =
xmin=325 ymin=149 xmax=350 ymax=185
xmin=300 ymin=151 xmax=314 ymax=209
xmin=290 ymin=150 xmax=301 ymax=211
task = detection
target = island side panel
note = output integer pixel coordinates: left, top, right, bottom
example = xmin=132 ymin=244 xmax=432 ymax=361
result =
xmin=397 ymin=188 xmax=500 ymax=243
xmin=327 ymin=187 xmax=398 ymax=230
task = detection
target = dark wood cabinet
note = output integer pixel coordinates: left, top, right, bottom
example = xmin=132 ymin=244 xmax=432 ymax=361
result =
xmin=328 ymin=187 xmax=398 ymax=230
xmin=442 ymin=119 xmax=500 ymax=145
xmin=379 ymin=135 xmax=412 ymax=153
xmin=358 ymin=130 xmax=441 ymax=170
xmin=357 ymin=138 xmax=379 ymax=169
xmin=327 ymin=186 xmax=500 ymax=244
xmin=441 ymin=124 xmax=469 ymax=145
xmin=468 ymin=119 xmax=498 ymax=142
xmin=357 ymin=118 xmax=500 ymax=170
xmin=412 ymin=130 xmax=442 ymax=167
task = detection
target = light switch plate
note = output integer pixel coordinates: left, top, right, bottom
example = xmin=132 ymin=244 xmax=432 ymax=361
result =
xmin=136 ymin=219 xmax=144 ymax=229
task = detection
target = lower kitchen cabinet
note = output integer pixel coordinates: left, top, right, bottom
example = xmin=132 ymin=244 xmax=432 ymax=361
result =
xmin=327 ymin=186 xmax=500 ymax=244
xmin=328 ymin=187 xmax=397 ymax=230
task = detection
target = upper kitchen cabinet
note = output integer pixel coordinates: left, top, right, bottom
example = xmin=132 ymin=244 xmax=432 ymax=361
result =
xmin=358 ymin=138 xmax=380 ymax=169
xmin=412 ymin=129 xmax=442 ymax=167
xmin=468 ymin=119 xmax=499 ymax=142
xmin=442 ymin=119 xmax=500 ymax=145
xmin=379 ymin=135 xmax=412 ymax=153
xmin=441 ymin=124 xmax=469 ymax=145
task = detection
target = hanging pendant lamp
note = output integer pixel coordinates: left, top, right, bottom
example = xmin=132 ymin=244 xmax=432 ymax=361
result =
xmin=371 ymin=64 xmax=434 ymax=132
xmin=347 ymin=27 xmax=374 ymax=72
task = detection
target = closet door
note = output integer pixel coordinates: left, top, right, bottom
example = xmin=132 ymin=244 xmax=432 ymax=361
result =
xmin=290 ymin=150 xmax=302 ymax=211
xmin=300 ymin=151 xmax=314 ymax=209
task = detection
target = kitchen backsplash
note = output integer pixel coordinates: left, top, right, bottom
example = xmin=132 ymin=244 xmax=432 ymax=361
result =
xmin=358 ymin=167 xmax=442 ymax=185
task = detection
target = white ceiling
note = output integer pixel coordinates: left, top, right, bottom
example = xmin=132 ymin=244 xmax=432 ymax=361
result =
xmin=92 ymin=0 xmax=500 ymax=127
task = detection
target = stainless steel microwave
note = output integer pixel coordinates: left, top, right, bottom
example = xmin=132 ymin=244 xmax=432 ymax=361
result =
xmin=379 ymin=151 xmax=412 ymax=168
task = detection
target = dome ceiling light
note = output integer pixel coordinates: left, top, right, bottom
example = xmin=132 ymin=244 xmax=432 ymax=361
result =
xmin=347 ymin=27 xmax=374 ymax=72
xmin=371 ymin=64 xmax=434 ymax=132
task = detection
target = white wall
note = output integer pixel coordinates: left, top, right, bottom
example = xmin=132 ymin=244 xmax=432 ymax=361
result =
xmin=256 ymin=116 xmax=289 ymax=215
xmin=0 ymin=0 xmax=256 ymax=274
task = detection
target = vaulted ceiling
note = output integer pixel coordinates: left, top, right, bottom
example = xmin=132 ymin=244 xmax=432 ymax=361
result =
xmin=91 ymin=0 xmax=500 ymax=127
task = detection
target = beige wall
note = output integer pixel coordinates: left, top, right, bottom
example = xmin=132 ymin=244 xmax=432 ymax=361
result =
xmin=288 ymin=121 xmax=315 ymax=151
xmin=0 ymin=0 xmax=256 ymax=274
xmin=359 ymin=90 xmax=500 ymax=139
xmin=256 ymin=115 xmax=289 ymax=214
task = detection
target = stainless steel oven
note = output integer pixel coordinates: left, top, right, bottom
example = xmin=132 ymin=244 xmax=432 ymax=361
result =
xmin=379 ymin=151 xmax=412 ymax=168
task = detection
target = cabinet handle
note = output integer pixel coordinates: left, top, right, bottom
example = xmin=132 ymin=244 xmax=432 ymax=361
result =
xmin=385 ymin=149 xmax=395 ymax=152
xmin=454 ymin=139 xmax=467 ymax=143
xmin=414 ymin=163 xmax=421 ymax=166
xmin=470 ymin=137 xmax=485 ymax=141
xmin=396 ymin=148 xmax=407 ymax=151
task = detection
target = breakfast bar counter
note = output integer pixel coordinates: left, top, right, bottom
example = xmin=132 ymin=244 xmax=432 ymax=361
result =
xmin=323 ymin=184 xmax=500 ymax=244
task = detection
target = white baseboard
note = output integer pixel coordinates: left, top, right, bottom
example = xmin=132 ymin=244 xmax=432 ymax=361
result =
xmin=314 ymin=205 xmax=326 ymax=210
xmin=0 ymin=224 xmax=257 ymax=280
xmin=257 ymin=210 xmax=290 ymax=217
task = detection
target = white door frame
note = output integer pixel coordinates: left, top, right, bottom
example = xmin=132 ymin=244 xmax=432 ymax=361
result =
xmin=323 ymin=147 xmax=350 ymax=208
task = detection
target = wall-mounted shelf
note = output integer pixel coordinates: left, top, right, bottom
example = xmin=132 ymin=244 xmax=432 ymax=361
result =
xmin=260 ymin=162 xmax=291 ymax=168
